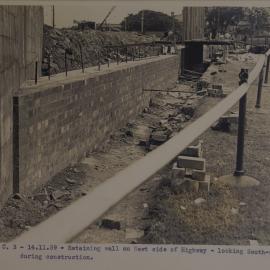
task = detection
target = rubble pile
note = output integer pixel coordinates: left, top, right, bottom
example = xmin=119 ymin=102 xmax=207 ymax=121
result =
xmin=105 ymin=90 xmax=201 ymax=154
xmin=140 ymin=92 xmax=199 ymax=151
xmin=43 ymin=25 xmax=158 ymax=74
xmin=0 ymin=165 xmax=87 ymax=241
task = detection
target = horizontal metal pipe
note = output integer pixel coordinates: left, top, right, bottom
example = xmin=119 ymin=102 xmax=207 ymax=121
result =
xmin=103 ymin=41 xmax=183 ymax=49
xmin=143 ymin=89 xmax=196 ymax=93
xmin=12 ymin=53 xmax=266 ymax=244
xmin=183 ymin=69 xmax=203 ymax=75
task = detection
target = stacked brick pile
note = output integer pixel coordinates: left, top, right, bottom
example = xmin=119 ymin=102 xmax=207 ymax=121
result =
xmin=171 ymin=141 xmax=211 ymax=193
xmin=207 ymin=84 xmax=226 ymax=98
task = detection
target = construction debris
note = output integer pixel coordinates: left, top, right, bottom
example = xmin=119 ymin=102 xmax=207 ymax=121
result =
xmin=194 ymin=197 xmax=206 ymax=205
xmin=211 ymin=112 xmax=239 ymax=132
xmin=43 ymin=25 xmax=158 ymax=75
xmin=101 ymin=218 xmax=121 ymax=230
xmin=170 ymin=141 xmax=212 ymax=193
xmin=65 ymin=177 xmax=77 ymax=185
xmin=13 ymin=193 xmax=24 ymax=200
xmin=207 ymin=84 xmax=226 ymax=97
xmin=231 ymin=207 xmax=239 ymax=215
xmin=138 ymin=92 xmax=201 ymax=152
xmin=125 ymin=228 xmax=144 ymax=240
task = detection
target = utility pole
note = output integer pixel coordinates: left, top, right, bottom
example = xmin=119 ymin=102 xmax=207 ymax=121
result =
xmin=171 ymin=12 xmax=175 ymax=46
xmin=125 ymin=17 xmax=127 ymax=32
xmin=141 ymin=10 xmax=144 ymax=33
xmin=52 ymin=5 xmax=55 ymax=28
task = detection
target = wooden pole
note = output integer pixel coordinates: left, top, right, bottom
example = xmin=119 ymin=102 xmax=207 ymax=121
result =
xmin=52 ymin=6 xmax=55 ymax=28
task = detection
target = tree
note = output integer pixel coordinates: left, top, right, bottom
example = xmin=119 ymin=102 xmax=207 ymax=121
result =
xmin=206 ymin=7 xmax=244 ymax=38
xmin=120 ymin=10 xmax=181 ymax=32
xmin=246 ymin=8 xmax=269 ymax=35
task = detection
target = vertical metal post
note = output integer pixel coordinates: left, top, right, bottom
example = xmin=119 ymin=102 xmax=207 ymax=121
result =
xmin=255 ymin=67 xmax=264 ymax=108
xmin=98 ymin=51 xmax=101 ymax=71
xmin=219 ymin=68 xmax=259 ymax=187
xmin=132 ymin=47 xmax=134 ymax=61
xmin=35 ymin=61 xmax=38 ymax=84
xmin=234 ymin=93 xmax=247 ymax=176
xmin=125 ymin=46 xmax=128 ymax=63
xmin=65 ymin=51 xmax=68 ymax=77
xmin=107 ymin=48 xmax=110 ymax=68
xmin=264 ymin=55 xmax=270 ymax=83
xmin=141 ymin=10 xmax=144 ymax=33
xmin=233 ymin=68 xmax=249 ymax=177
xmin=48 ymin=54 xmax=51 ymax=80
xmin=171 ymin=11 xmax=175 ymax=48
xmin=79 ymin=44 xmax=84 ymax=73
xmin=52 ymin=5 xmax=55 ymax=28
xmin=13 ymin=97 xmax=20 ymax=194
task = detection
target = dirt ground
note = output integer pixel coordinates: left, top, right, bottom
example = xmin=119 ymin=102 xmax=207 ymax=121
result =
xmin=1 ymin=52 xmax=266 ymax=246
xmin=142 ymin=55 xmax=270 ymax=246
xmin=75 ymin=53 xmax=263 ymax=245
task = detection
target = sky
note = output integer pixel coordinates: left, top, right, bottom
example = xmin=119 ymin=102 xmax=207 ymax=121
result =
xmin=43 ymin=1 xmax=184 ymax=27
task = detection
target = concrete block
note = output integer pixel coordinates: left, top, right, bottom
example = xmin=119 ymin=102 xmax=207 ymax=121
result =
xmin=220 ymin=113 xmax=238 ymax=124
xmin=192 ymin=169 xmax=206 ymax=181
xmin=125 ymin=229 xmax=144 ymax=239
xmin=171 ymin=178 xmax=196 ymax=193
xmin=212 ymin=84 xmax=223 ymax=90
xmin=212 ymin=113 xmax=239 ymax=132
xmin=181 ymin=141 xmax=203 ymax=158
xmin=185 ymin=168 xmax=193 ymax=177
xmin=177 ymin=156 xmax=205 ymax=170
xmin=198 ymin=175 xmax=211 ymax=192
xmin=181 ymin=179 xmax=200 ymax=192
xmin=150 ymin=131 xmax=168 ymax=145
xmin=207 ymin=87 xmax=225 ymax=98
xmin=171 ymin=162 xmax=185 ymax=179
xmin=181 ymin=146 xmax=200 ymax=157
xmin=101 ymin=218 xmax=121 ymax=230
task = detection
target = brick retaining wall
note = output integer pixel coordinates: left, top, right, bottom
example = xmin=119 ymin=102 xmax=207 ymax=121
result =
xmin=14 ymin=55 xmax=180 ymax=194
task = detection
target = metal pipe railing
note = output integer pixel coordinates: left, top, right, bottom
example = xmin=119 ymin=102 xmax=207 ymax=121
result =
xmin=48 ymin=54 xmax=51 ymax=80
xmin=64 ymin=50 xmax=68 ymax=77
xmin=41 ymin=43 xmax=162 ymax=80
xmin=234 ymin=93 xmax=247 ymax=176
xmin=255 ymin=67 xmax=265 ymax=108
xmin=79 ymin=43 xmax=84 ymax=73
xmin=265 ymin=55 xmax=270 ymax=83
xmin=20 ymin=50 xmax=269 ymax=243
xmin=34 ymin=61 xmax=38 ymax=84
